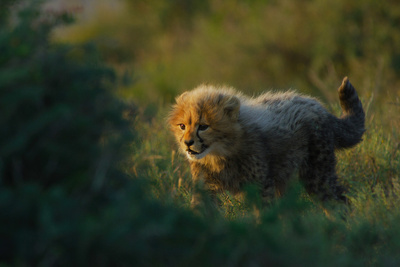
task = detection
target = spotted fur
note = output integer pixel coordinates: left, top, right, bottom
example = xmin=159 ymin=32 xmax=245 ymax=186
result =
xmin=168 ymin=77 xmax=365 ymax=206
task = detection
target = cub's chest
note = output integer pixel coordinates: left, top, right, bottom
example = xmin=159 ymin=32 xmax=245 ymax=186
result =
xmin=199 ymin=155 xmax=268 ymax=193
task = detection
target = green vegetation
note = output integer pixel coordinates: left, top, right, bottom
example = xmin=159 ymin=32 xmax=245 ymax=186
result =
xmin=1 ymin=0 xmax=400 ymax=266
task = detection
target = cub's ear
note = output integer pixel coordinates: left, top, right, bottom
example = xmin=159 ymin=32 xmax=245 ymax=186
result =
xmin=175 ymin=91 xmax=188 ymax=103
xmin=217 ymin=94 xmax=240 ymax=121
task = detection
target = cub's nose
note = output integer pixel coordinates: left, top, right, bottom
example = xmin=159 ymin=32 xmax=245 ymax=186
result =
xmin=184 ymin=139 xmax=194 ymax=147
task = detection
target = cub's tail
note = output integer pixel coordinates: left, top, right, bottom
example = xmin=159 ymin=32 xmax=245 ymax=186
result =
xmin=333 ymin=77 xmax=365 ymax=149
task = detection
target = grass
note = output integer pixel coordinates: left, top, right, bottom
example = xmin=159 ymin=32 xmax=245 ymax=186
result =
xmin=131 ymin=100 xmax=399 ymax=216
xmin=121 ymin=91 xmax=400 ymax=266
xmin=130 ymin=107 xmax=192 ymax=208
xmin=124 ymin=93 xmax=400 ymax=265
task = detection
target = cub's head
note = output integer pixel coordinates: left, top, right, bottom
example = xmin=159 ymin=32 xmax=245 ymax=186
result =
xmin=168 ymin=85 xmax=242 ymax=161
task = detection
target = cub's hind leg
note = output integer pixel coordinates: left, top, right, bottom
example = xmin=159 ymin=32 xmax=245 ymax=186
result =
xmin=261 ymin=176 xmax=277 ymax=202
xmin=299 ymin=128 xmax=347 ymax=202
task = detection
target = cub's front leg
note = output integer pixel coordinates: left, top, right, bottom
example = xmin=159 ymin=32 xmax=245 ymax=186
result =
xmin=190 ymin=165 xmax=218 ymax=209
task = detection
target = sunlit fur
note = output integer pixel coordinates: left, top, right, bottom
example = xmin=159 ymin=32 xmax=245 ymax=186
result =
xmin=168 ymin=77 xmax=365 ymax=206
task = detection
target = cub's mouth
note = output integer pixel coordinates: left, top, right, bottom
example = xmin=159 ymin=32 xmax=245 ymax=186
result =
xmin=186 ymin=148 xmax=200 ymax=155
xmin=185 ymin=145 xmax=209 ymax=160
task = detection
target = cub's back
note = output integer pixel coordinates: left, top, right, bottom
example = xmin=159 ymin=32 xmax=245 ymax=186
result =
xmin=239 ymin=91 xmax=329 ymax=133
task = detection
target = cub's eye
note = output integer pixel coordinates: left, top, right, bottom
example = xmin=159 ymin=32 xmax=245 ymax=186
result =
xmin=178 ymin=124 xmax=186 ymax=130
xmin=198 ymin=125 xmax=209 ymax=131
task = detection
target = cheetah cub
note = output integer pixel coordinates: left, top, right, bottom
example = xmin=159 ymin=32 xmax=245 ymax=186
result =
xmin=168 ymin=77 xmax=365 ymax=206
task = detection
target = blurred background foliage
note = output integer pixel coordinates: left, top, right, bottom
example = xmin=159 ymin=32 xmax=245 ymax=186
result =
xmin=1 ymin=0 xmax=400 ymax=265
xmin=54 ymin=0 xmax=400 ymax=129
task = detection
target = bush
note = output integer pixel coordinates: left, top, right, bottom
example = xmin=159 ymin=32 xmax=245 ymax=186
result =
xmin=0 ymin=2 xmax=138 ymax=265
xmin=0 ymin=2 xmax=132 ymax=191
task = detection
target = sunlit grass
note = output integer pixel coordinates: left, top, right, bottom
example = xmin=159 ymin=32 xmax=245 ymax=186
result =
xmin=126 ymin=103 xmax=400 ymax=265
xmin=129 ymin=102 xmax=399 ymax=228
